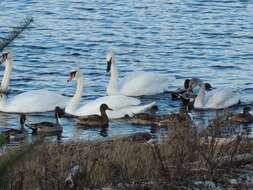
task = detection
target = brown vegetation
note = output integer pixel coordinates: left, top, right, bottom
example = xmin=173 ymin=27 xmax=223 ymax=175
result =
xmin=0 ymin=114 xmax=252 ymax=190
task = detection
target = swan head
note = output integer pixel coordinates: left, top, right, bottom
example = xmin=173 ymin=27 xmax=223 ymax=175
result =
xmin=100 ymin=104 xmax=113 ymax=111
xmin=67 ymin=69 xmax=82 ymax=82
xmin=0 ymin=52 xmax=11 ymax=65
xmin=106 ymin=52 xmax=114 ymax=72
xmin=205 ymin=83 xmax=214 ymax=91
xmin=243 ymin=106 xmax=251 ymax=114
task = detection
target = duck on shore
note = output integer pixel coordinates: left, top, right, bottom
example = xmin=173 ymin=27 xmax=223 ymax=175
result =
xmin=26 ymin=107 xmax=64 ymax=135
xmin=76 ymin=104 xmax=112 ymax=128
xmin=0 ymin=114 xmax=28 ymax=142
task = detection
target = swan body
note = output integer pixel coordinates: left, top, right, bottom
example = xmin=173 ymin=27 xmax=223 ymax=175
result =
xmin=65 ymin=69 xmax=156 ymax=119
xmin=106 ymin=52 xmax=175 ymax=96
xmin=194 ymin=83 xmax=240 ymax=109
xmin=0 ymin=52 xmax=69 ymax=113
xmin=0 ymin=89 xmax=68 ymax=113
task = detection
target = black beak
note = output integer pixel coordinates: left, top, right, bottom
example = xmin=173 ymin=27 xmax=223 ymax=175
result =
xmin=107 ymin=107 xmax=113 ymax=111
xmin=106 ymin=59 xmax=112 ymax=72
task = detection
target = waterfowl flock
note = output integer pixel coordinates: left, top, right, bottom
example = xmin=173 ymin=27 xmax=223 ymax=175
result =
xmin=0 ymin=51 xmax=251 ymax=143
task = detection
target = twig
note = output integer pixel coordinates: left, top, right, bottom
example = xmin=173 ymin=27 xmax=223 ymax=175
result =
xmin=0 ymin=17 xmax=33 ymax=52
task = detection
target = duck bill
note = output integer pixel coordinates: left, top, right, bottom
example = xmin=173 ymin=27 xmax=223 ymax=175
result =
xmin=106 ymin=60 xmax=112 ymax=72
xmin=108 ymin=108 xmax=113 ymax=111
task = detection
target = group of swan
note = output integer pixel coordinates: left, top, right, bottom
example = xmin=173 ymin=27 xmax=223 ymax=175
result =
xmin=0 ymin=51 xmax=241 ymax=119
xmin=0 ymin=52 xmax=165 ymax=119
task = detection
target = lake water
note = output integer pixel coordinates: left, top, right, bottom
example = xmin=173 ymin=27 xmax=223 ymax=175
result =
xmin=0 ymin=0 xmax=253 ymax=141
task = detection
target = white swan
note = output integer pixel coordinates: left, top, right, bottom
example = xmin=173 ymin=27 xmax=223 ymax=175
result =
xmin=0 ymin=52 xmax=69 ymax=113
xmin=106 ymin=52 xmax=175 ymax=96
xmin=65 ymin=69 xmax=156 ymax=119
xmin=194 ymin=83 xmax=240 ymax=109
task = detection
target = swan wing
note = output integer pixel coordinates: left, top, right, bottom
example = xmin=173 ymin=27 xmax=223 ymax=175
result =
xmin=205 ymin=88 xmax=240 ymax=109
xmin=75 ymin=101 xmax=156 ymax=119
xmin=3 ymin=89 xmax=69 ymax=113
xmin=120 ymin=71 xmax=175 ymax=96
xmin=106 ymin=102 xmax=156 ymax=119
xmin=74 ymin=95 xmax=141 ymax=116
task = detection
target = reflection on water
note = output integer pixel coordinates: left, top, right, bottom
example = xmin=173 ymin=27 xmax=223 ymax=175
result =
xmin=0 ymin=0 xmax=253 ymax=141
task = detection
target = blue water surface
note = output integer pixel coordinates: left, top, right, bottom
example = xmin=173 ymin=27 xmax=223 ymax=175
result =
xmin=0 ymin=0 xmax=253 ymax=141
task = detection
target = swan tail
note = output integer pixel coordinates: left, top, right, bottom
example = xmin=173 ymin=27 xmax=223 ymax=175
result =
xmin=127 ymin=102 xmax=157 ymax=116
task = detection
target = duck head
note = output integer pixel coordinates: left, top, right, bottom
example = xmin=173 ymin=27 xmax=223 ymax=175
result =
xmin=67 ymin=69 xmax=82 ymax=82
xmin=106 ymin=52 xmax=114 ymax=73
xmin=55 ymin=106 xmax=65 ymax=118
xmin=243 ymin=106 xmax=251 ymax=114
xmin=0 ymin=52 xmax=11 ymax=65
xmin=184 ymin=79 xmax=190 ymax=90
xmin=100 ymin=104 xmax=113 ymax=112
xmin=149 ymin=105 xmax=159 ymax=114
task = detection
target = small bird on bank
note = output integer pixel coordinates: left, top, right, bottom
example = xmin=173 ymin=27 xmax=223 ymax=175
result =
xmin=227 ymin=106 xmax=253 ymax=123
xmin=0 ymin=114 xmax=28 ymax=142
xmin=76 ymin=104 xmax=112 ymax=128
xmin=26 ymin=106 xmax=64 ymax=134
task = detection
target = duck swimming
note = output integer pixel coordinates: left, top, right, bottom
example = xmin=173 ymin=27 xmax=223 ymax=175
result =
xmin=106 ymin=52 xmax=175 ymax=96
xmin=157 ymin=106 xmax=192 ymax=128
xmin=194 ymin=83 xmax=240 ymax=110
xmin=127 ymin=105 xmax=160 ymax=125
xmin=76 ymin=104 xmax=112 ymax=128
xmin=26 ymin=107 xmax=64 ymax=134
xmin=65 ymin=69 xmax=155 ymax=119
xmin=228 ymin=106 xmax=253 ymax=123
xmin=0 ymin=52 xmax=69 ymax=113
xmin=0 ymin=113 xmax=28 ymax=141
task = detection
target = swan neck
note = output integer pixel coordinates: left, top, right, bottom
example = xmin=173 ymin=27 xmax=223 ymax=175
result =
xmin=195 ymin=87 xmax=206 ymax=107
xmin=1 ymin=60 xmax=12 ymax=94
xmin=65 ymin=77 xmax=84 ymax=114
xmin=107 ymin=58 xmax=119 ymax=95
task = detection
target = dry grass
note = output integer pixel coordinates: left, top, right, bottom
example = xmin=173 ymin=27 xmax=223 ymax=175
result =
xmin=1 ymin=114 xmax=253 ymax=190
